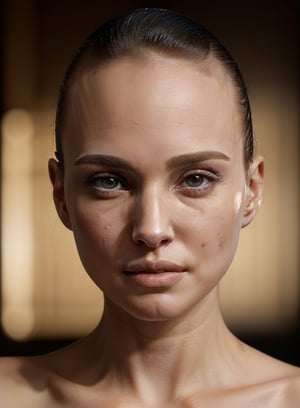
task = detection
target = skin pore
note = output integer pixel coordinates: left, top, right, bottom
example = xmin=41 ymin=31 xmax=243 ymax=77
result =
xmin=0 ymin=53 xmax=299 ymax=407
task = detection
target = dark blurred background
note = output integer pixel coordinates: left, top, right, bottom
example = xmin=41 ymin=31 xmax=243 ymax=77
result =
xmin=0 ymin=0 xmax=299 ymax=365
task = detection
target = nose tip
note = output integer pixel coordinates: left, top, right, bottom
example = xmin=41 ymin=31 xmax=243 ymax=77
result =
xmin=131 ymin=191 xmax=174 ymax=249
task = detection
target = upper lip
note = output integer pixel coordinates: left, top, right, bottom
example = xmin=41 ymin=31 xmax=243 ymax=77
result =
xmin=124 ymin=260 xmax=186 ymax=274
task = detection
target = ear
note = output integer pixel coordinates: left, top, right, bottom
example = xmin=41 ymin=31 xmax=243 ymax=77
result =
xmin=242 ymin=155 xmax=265 ymax=228
xmin=48 ymin=158 xmax=73 ymax=230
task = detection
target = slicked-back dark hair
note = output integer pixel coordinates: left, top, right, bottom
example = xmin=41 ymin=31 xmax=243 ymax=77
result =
xmin=55 ymin=8 xmax=254 ymax=167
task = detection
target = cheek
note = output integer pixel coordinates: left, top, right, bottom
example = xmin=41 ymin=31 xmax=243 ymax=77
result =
xmin=216 ymin=205 xmax=243 ymax=251
xmin=182 ymin=199 xmax=243 ymax=260
xmin=71 ymin=203 xmax=121 ymax=261
xmin=71 ymin=211 xmax=124 ymax=291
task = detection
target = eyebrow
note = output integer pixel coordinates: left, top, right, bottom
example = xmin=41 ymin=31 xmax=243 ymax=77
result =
xmin=166 ymin=151 xmax=230 ymax=169
xmin=75 ymin=154 xmax=135 ymax=171
xmin=74 ymin=151 xmax=230 ymax=170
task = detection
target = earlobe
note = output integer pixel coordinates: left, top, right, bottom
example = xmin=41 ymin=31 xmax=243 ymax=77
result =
xmin=48 ymin=158 xmax=73 ymax=230
xmin=242 ymin=155 xmax=264 ymax=228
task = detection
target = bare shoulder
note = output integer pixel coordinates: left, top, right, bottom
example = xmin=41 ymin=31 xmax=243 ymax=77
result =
xmin=0 ymin=356 xmax=49 ymax=406
xmin=0 ymin=356 xmax=25 ymax=384
xmin=0 ymin=357 xmax=28 ymax=400
xmin=281 ymin=365 xmax=300 ymax=405
xmin=242 ymin=344 xmax=300 ymax=406
xmin=262 ymin=364 xmax=300 ymax=407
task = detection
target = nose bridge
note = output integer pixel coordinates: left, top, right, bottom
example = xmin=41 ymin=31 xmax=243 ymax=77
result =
xmin=131 ymin=183 xmax=173 ymax=247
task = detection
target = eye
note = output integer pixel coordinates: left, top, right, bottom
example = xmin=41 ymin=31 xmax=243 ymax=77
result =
xmin=87 ymin=173 xmax=129 ymax=195
xmin=176 ymin=170 xmax=221 ymax=196
xmin=183 ymin=174 xmax=206 ymax=188
xmin=93 ymin=175 xmax=123 ymax=190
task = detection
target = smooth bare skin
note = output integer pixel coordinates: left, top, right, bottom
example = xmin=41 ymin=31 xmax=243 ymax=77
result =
xmin=0 ymin=54 xmax=299 ymax=407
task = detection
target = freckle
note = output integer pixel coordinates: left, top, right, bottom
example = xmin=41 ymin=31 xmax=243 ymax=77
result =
xmin=201 ymin=243 xmax=206 ymax=248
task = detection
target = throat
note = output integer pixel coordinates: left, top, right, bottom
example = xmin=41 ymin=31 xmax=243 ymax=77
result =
xmin=88 ymin=300 xmax=241 ymax=403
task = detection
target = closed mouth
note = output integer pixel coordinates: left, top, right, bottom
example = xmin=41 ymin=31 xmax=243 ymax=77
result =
xmin=123 ymin=260 xmax=186 ymax=275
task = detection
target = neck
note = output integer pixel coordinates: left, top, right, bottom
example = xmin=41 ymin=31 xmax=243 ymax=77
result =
xmin=87 ymin=290 xmax=242 ymax=404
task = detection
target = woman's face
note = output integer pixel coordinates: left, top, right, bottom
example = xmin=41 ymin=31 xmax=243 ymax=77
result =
xmin=50 ymin=54 xmax=262 ymax=321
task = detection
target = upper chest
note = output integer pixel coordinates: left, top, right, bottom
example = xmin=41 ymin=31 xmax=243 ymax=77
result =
xmin=41 ymin=382 xmax=295 ymax=408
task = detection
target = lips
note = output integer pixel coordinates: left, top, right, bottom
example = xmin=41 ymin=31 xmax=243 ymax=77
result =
xmin=123 ymin=260 xmax=187 ymax=288
xmin=124 ymin=260 xmax=186 ymax=275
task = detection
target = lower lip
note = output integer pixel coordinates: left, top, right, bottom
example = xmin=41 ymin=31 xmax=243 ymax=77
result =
xmin=123 ymin=271 xmax=186 ymax=288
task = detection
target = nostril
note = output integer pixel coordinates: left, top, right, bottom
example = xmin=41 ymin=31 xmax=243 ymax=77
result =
xmin=135 ymin=236 xmax=171 ymax=248
xmin=137 ymin=239 xmax=147 ymax=246
xmin=136 ymin=238 xmax=158 ymax=248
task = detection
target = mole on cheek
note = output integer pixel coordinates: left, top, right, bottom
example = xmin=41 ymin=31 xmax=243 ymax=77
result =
xmin=217 ymin=232 xmax=224 ymax=250
xmin=201 ymin=243 xmax=207 ymax=248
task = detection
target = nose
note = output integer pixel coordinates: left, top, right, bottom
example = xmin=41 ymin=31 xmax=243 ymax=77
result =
xmin=131 ymin=187 xmax=174 ymax=248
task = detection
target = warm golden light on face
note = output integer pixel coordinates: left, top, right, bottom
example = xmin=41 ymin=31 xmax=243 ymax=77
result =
xmin=0 ymin=0 xmax=297 ymax=344
xmin=0 ymin=60 xmax=299 ymax=339
xmin=233 ymin=191 xmax=244 ymax=214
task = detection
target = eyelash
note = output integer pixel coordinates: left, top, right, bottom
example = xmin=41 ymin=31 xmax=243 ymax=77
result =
xmin=85 ymin=169 xmax=221 ymax=198
xmin=176 ymin=170 xmax=221 ymax=196
xmin=86 ymin=173 xmax=129 ymax=197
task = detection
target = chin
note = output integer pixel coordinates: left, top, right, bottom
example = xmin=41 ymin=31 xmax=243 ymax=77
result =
xmin=119 ymin=293 xmax=192 ymax=322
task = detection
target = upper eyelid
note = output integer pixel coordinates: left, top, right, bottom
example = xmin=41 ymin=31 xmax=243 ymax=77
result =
xmin=75 ymin=155 xmax=226 ymax=173
xmin=88 ymin=170 xmax=128 ymax=181
xmin=80 ymin=166 xmax=139 ymax=184
xmin=89 ymin=171 xmax=122 ymax=178
xmin=88 ymin=172 xmax=128 ymax=188
xmin=83 ymin=167 xmax=221 ymax=188
xmin=182 ymin=168 xmax=220 ymax=177
xmin=177 ymin=168 xmax=222 ymax=183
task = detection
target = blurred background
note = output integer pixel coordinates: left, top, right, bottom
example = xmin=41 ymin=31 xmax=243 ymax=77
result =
xmin=0 ymin=0 xmax=299 ymax=364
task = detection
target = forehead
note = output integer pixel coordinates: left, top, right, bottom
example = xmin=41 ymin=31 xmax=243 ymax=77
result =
xmin=62 ymin=53 xmax=243 ymax=162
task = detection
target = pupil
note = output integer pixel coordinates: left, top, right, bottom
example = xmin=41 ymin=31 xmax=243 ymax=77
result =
xmin=103 ymin=177 xmax=118 ymax=189
xmin=186 ymin=174 xmax=203 ymax=187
